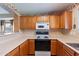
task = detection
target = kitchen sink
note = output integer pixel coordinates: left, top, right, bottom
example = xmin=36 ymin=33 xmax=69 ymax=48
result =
xmin=66 ymin=43 xmax=79 ymax=50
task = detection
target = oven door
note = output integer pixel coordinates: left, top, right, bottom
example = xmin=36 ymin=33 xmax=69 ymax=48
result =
xmin=35 ymin=39 xmax=50 ymax=51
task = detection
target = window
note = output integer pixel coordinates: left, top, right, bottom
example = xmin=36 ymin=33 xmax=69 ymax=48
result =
xmin=4 ymin=20 xmax=13 ymax=33
xmin=0 ymin=20 xmax=13 ymax=35
xmin=0 ymin=20 xmax=5 ymax=34
xmin=0 ymin=20 xmax=1 ymax=33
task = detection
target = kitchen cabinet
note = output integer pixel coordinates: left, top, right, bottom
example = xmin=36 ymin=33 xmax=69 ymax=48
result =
xmin=60 ymin=14 xmax=65 ymax=29
xmin=56 ymin=40 xmax=75 ymax=56
xmin=50 ymin=15 xmax=60 ymax=29
xmin=6 ymin=47 xmax=20 ymax=56
xmin=63 ymin=44 xmax=75 ymax=56
xmin=20 ymin=16 xmax=28 ymax=30
xmin=31 ymin=16 xmax=37 ymax=29
xmin=43 ymin=16 xmax=49 ymax=22
xmin=65 ymin=11 xmax=72 ymax=30
xmin=60 ymin=11 xmax=72 ymax=30
xmin=20 ymin=16 xmax=37 ymax=30
xmin=56 ymin=40 xmax=63 ymax=56
xmin=51 ymin=39 xmax=75 ymax=56
xmin=37 ymin=16 xmax=49 ymax=22
xmin=75 ymin=52 xmax=79 ymax=56
xmin=28 ymin=39 xmax=35 ymax=55
xmin=51 ymin=39 xmax=57 ymax=56
xmin=20 ymin=40 xmax=28 ymax=56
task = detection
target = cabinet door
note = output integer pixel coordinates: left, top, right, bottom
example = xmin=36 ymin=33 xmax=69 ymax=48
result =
xmin=31 ymin=16 xmax=37 ymax=29
xmin=37 ymin=16 xmax=49 ymax=22
xmin=60 ymin=11 xmax=72 ymax=30
xmin=65 ymin=11 xmax=72 ymax=30
xmin=28 ymin=39 xmax=35 ymax=55
xmin=20 ymin=16 xmax=29 ymax=30
xmin=50 ymin=15 xmax=60 ymax=29
xmin=6 ymin=47 xmax=20 ymax=56
xmin=20 ymin=40 xmax=28 ymax=56
xmin=51 ymin=39 xmax=57 ymax=56
xmin=63 ymin=45 xmax=75 ymax=56
xmin=43 ymin=16 xmax=49 ymax=22
xmin=63 ymin=49 xmax=72 ymax=56
xmin=37 ymin=16 xmax=44 ymax=22
xmin=60 ymin=14 xmax=65 ymax=29
xmin=50 ymin=15 xmax=56 ymax=29
xmin=57 ymin=40 xmax=63 ymax=56
xmin=55 ymin=16 xmax=60 ymax=29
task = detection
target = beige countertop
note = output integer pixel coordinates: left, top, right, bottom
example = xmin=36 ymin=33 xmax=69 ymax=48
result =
xmin=0 ymin=30 xmax=79 ymax=56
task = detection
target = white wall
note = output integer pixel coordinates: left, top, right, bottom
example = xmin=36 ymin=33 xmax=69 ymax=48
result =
xmin=70 ymin=5 xmax=79 ymax=37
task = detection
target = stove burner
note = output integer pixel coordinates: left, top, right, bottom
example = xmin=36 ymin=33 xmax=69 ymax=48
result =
xmin=44 ymin=36 xmax=48 ymax=38
xmin=36 ymin=35 xmax=49 ymax=39
xmin=37 ymin=36 xmax=40 ymax=38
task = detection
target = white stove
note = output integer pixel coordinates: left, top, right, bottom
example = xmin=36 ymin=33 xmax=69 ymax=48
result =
xmin=35 ymin=22 xmax=50 ymax=56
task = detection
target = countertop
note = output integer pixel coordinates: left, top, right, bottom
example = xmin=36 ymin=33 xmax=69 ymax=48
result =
xmin=0 ymin=30 xmax=79 ymax=56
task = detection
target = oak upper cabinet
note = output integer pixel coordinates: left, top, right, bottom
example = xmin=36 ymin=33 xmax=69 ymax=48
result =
xmin=51 ymin=39 xmax=57 ymax=56
xmin=60 ymin=11 xmax=72 ymax=30
xmin=28 ymin=39 xmax=35 ymax=55
xmin=6 ymin=47 xmax=20 ymax=56
xmin=20 ymin=16 xmax=29 ymax=30
xmin=20 ymin=40 xmax=28 ymax=56
xmin=37 ymin=16 xmax=49 ymax=22
xmin=43 ymin=16 xmax=49 ymax=22
xmin=65 ymin=11 xmax=72 ymax=30
xmin=50 ymin=15 xmax=60 ymax=29
xmin=31 ymin=16 xmax=37 ymax=29
xmin=60 ymin=14 xmax=65 ymax=29
xmin=20 ymin=16 xmax=36 ymax=30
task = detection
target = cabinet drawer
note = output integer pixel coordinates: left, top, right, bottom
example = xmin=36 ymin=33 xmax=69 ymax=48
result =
xmin=51 ymin=39 xmax=57 ymax=56
xmin=28 ymin=39 xmax=35 ymax=55
xmin=63 ymin=48 xmax=73 ymax=56
xmin=63 ymin=45 xmax=74 ymax=56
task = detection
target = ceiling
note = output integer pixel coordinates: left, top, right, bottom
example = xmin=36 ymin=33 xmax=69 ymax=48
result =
xmin=14 ymin=3 xmax=73 ymax=16
xmin=0 ymin=6 xmax=10 ymax=14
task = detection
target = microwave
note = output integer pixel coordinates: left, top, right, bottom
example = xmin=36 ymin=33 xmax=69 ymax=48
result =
xmin=36 ymin=22 xmax=49 ymax=29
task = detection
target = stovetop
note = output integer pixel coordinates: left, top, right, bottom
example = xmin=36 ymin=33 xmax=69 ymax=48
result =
xmin=36 ymin=35 xmax=49 ymax=39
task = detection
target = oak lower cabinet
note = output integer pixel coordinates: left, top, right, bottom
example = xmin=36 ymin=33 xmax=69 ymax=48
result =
xmin=6 ymin=47 xmax=20 ymax=56
xmin=56 ymin=40 xmax=63 ymax=56
xmin=28 ymin=39 xmax=35 ymax=55
xmin=63 ymin=44 xmax=75 ymax=56
xmin=75 ymin=52 xmax=79 ymax=56
xmin=51 ymin=39 xmax=57 ymax=56
xmin=20 ymin=40 xmax=29 ymax=56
